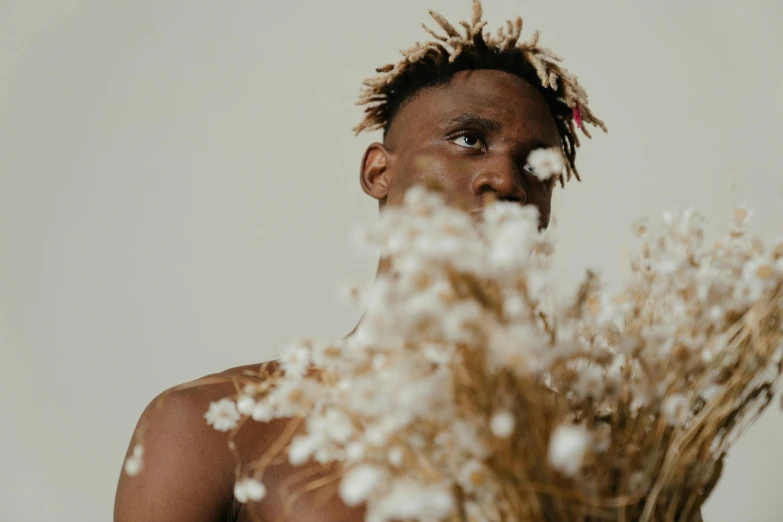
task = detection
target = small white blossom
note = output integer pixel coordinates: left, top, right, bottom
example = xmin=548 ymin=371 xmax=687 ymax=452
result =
xmin=489 ymin=410 xmax=515 ymax=438
xmin=288 ymin=434 xmax=319 ymax=465
xmin=236 ymin=395 xmax=256 ymax=416
xmin=368 ymin=480 xmax=454 ymax=522
xmin=123 ymin=444 xmax=145 ymax=476
xmin=345 ymin=442 xmax=365 ymax=462
xmin=267 ymin=380 xmax=314 ymax=417
xmin=527 ymin=147 xmax=565 ymax=181
xmin=699 ymin=384 xmax=724 ymax=403
xmin=503 ymin=293 xmax=525 ymax=319
xmin=365 ymin=422 xmax=392 ymax=447
xmin=251 ymin=401 xmax=273 ymax=422
xmin=124 ymin=455 xmax=143 ymax=476
xmin=242 ymin=383 xmax=258 ymax=396
xmin=403 ymin=184 xmax=446 ymax=211
xmin=339 ymin=465 xmax=386 ymax=507
xmin=662 ymin=394 xmax=691 ymax=426
xmin=737 ymin=257 xmax=777 ymax=302
xmin=548 ymin=424 xmax=591 ymax=477
xmin=204 ymin=398 xmax=240 ymax=432
xmin=323 ymin=408 xmax=354 ymax=443
xmin=387 ymin=446 xmax=404 ymax=467
xmin=281 ymin=344 xmax=311 ymax=377
xmin=574 ymin=363 xmax=605 ymax=400
xmin=234 ymin=477 xmax=266 ymax=503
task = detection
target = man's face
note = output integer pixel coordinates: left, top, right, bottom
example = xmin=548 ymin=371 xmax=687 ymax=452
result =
xmin=360 ymin=69 xmax=561 ymax=229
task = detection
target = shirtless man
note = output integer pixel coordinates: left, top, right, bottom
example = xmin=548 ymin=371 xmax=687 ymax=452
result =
xmin=114 ymin=2 xmax=605 ymax=520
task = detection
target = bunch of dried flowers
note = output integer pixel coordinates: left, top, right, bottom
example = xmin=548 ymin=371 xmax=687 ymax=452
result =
xmin=128 ymin=155 xmax=783 ymax=522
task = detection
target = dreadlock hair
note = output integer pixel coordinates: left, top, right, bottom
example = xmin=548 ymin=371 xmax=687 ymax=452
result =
xmin=353 ymin=0 xmax=607 ymax=185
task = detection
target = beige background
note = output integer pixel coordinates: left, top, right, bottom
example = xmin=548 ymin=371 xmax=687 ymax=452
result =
xmin=1 ymin=1 xmax=782 ymax=520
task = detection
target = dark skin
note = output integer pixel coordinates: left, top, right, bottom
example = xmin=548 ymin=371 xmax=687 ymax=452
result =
xmin=114 ymin=69 xmax=561 ymax=522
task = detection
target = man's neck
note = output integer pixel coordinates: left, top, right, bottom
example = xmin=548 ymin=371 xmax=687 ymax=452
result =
xmin=345 ymin=257 xmax=391 ymax=339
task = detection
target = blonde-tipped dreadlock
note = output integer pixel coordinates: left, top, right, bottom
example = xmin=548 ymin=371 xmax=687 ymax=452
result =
xmin=354 ymin=0 xmax=606 ymax=184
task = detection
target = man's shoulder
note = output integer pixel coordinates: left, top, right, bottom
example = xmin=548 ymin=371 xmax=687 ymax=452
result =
xmin=136 ymin=361 xmax=286 ymax=458
xmin=138 ymin=363 xmax=263 ymax=427
xmin=115 ymin=362 xmax=280 ymax=522
xmin=160 ymin=362 xmax=272 ymax=405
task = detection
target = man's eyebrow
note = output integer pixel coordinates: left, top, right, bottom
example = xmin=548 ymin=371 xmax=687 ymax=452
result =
xmin=438 ymin=113 xmax=502 ymax=133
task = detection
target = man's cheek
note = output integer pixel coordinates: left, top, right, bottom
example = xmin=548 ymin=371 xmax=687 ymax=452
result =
xmin=412 ymin=154 xmax=449 ymax=177
xmin=413 ymin=155 xmax=475 ymax=188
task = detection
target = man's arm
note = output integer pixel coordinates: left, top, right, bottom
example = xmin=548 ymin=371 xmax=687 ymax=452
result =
xmin=114 ymin=385 xmax=237 ymax=522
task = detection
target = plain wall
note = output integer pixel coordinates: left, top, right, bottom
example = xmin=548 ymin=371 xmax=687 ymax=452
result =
xmin=1 ymin=1 xmax=782 ymax=520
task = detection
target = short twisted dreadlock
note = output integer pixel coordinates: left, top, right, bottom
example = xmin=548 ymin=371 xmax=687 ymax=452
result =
xmin=354 ymin=0 xmax=606 ymax=184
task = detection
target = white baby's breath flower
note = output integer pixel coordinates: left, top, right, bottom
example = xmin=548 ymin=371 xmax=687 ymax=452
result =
xmin=242 ymin=383 xmax=259 ymax=396
xmin=484 ymin=208 xmax=539 ymax=274
xmin=574 ymin=363 xmax=605 ymax=400
xmin=773 ymin=344 xmax=783 ymax=364
xmin=489 ymin=410 xmax=515 ymax=438
xmin=281 ymin=344 xmax=311 ymax=377
xmin=267 ymin=379 xmax=315 ymax=417
xmin=371 ymin=353 xmax=388 ymax=371
xmin=527 ymin=147 xmax=565 ymax=181
xmin=122 ymin=444 xmax=145 ymax=476
xmin=251 ymin=401 xmax=273 ymax=422
xmin=482 ymin=200 xmax=539 ymax=230
xmin=234 ymin=477 xmax=266 ymax=503
xmin=345 ymin=442 xmax=366 ymax=462
xmin=548 ymin=424 xmax=591 ymax=477
xmin=707 ymin=305 xmax=724 ymax=322
xmin=236 ymin=395 xmax=256 ymax=416
xmin=387 ymin=446 xmax=404 ymax=467
xmin=124 ymin=454 xmax=143 ymax=476
xmin=421 ymin=342 xmax=455 ymax=366
xmin=737 ymin=257 xmax=777 ymax=302
xmin=365 ymin=422 xmax=392 ymax=447
xmin=288 ymin=434 xmax=319 ymax=466
xmin=403 ymin=184 xmax=446 ymax=210
xmin=204 ymin=398 xmax=240 ymax=432
xmin=662 ymin=394 xmax=691 ymax=426
xmin=699 ymin=384 xmax=725 ymax=403
xmin=339 ymin=464 xmax=386 ymax=507
xmin=323 ymin=408 xmax=355 ymax=443
xmin=369 ymin=480 xmax=455 ymax=522
xmin=442 ymin=300 xmax=483 ymax=342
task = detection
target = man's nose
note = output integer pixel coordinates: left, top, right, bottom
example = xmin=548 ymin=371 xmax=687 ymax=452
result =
xmin=470 ymin=157 xmax=526 ymax=203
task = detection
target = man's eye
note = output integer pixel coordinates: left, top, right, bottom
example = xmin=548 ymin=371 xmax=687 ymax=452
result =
xmin=523 ymin=164 xmax=535 ymax=175
xmin=451 ymin=133 xmax=483 ymax=150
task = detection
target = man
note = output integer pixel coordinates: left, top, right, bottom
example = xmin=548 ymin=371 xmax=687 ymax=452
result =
xmin=114 ymin=2 xmax=605 ymax=521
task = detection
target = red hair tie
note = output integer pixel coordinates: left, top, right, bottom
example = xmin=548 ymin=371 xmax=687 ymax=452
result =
xmin=573 ymin=104 xmax=583 ymax=129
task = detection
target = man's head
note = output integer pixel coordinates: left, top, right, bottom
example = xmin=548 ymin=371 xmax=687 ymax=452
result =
xmin=355 ymin=0 xmax=606 ymax=229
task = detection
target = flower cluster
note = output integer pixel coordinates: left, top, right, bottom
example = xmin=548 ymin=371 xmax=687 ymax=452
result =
xmin=143 ymin=185 xmax=783 ymax=522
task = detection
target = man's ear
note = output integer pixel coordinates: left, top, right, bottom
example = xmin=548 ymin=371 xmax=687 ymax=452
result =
xmin=360 ymin=142 xmax=392 ymax=201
